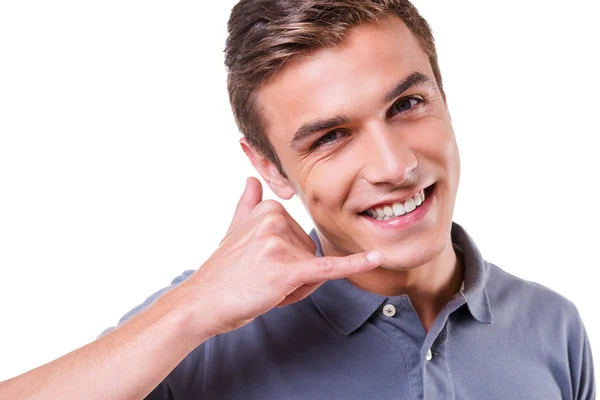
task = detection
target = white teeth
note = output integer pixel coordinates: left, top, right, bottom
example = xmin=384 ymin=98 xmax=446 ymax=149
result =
xmin=404 ymin=198 xmax=416 ymax=213
xmin=365 ymin=188 xmax=428 ymax=220
xmin=392 ymin=202 xmax=405 ymax=216
xmin=414 ymin=193 xmax=422 ymax=206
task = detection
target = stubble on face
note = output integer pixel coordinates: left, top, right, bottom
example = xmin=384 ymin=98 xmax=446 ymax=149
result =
xmin=256 ymin=15 xmax=461 ymax=274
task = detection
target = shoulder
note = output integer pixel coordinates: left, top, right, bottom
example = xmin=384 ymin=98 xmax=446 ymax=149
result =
xmin=485 ymin=261 xmax=585 ymax=337
xmin=484 ymin=262 xmax=596 ymax=398
xmin=486 ymin=260 xmax=580 ymax=314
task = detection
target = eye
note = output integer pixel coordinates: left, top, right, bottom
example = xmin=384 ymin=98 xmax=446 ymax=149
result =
xmin=312 ymin=130 xmax=348 ymax=150
xmin=390 ymin=96 xmax=423 ymax=116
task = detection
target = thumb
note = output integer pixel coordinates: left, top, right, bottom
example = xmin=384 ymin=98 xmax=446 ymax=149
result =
xmin=225 ymin=177 xmax=263 ymax=237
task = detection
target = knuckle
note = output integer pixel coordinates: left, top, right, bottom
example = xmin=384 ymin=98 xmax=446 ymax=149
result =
xmin=255 ymin=200 xmax=284 ymax=215
xmin=317 ymin=257 xmax=334 ymax=273
xmin=266 ymin=212 xmax=286 ymax=227
xmin=282 ymin=271 xmax=300 ymax=293
xmin=260 ymin=235 xmax=285 ymax=256
xmin=269 ymin=262 xmax=296 ymax=294
xmin=256 ymin=213 xmax=288 ymax=237
xmin=347 ymin=254 xmax=359 ymax=269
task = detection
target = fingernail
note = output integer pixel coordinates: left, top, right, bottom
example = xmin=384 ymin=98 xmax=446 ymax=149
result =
xmin=366 ymin=251 xmax=382 ymax=264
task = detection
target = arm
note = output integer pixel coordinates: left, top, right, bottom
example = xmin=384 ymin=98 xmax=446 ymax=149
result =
xmin=0 ymin=281 xmax=213 ymax=400
xmin=0 ymin=177 xmax=381 ymax=399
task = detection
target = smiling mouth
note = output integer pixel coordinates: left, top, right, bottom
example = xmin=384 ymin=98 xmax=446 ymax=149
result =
xmin=359 ymin=184 xmax=435 ymax=220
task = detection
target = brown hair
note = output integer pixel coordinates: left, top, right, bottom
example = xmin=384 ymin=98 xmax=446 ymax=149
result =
xmin=225 ymin=0 xmax=443 ymax=176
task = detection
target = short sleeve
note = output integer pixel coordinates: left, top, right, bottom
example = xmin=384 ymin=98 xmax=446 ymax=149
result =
xmin=97 ymin=269 xmax=196 ymax=339
xmin=568 ymin=308 xmax=596 ymax=400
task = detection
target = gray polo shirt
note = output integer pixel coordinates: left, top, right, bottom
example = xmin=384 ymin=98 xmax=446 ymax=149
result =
xmin=102 ymin=222 xmax=595 ymax=399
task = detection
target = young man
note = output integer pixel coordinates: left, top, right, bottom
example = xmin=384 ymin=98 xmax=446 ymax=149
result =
xmin=0 ymin=0 xmax=594 ymax=399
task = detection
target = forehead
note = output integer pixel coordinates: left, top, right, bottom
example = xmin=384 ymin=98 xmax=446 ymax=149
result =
xmin=257 ymin=16 xmax=433 ymax=146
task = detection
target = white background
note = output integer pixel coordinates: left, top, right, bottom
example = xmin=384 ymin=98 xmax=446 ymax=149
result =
xmin=1 ymin=0 xmax=598 ymax=384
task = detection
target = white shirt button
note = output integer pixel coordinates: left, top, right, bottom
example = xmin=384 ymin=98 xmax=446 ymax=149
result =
xmin=383 ymin=304 xmax=396 ymax=317
xmin=426 ymin=349 xmax=433 ymax=361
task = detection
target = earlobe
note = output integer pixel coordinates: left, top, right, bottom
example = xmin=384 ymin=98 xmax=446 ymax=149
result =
xmin=269 ymin=175 xmax=296 ymax=200
xmin=240 ymin=138 xmax=296 ymax=200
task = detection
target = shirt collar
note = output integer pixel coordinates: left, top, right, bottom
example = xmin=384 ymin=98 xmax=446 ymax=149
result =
xmin=309 ymin=221 xmax=493 ymax=335
xmin=451 ymin=222 xmax=493 ymax=324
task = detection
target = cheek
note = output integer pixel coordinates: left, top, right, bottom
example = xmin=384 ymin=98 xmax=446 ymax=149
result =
xmin=419 ymin=117 xmax=458 ymax=167
xmin=302 ymin=155 xmax=359 ymax=214
xmin=440 ymin=129 xmax=460 ymax=177
xmin=419 ymin=118 xmax=461 ymax=195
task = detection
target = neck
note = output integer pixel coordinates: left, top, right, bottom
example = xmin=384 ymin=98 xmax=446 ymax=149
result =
xmin=323 ymin=238 xmax=464 ymax=332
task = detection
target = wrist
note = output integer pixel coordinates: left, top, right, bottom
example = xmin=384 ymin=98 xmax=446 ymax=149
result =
xmin=156 ymin=280 xmax=220 ymax=346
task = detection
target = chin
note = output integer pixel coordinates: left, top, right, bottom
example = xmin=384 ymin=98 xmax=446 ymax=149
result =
xmin=380 ymin=217 xmax=451 ymax=270
xmin=351 ymin=181 xmax=454 ymax=268
xmin=377 ymin=240 xmax=445 ymax=271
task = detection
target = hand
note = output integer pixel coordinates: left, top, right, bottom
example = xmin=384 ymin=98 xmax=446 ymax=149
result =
xmin=184 ymin=177 xmax=382 ymax=337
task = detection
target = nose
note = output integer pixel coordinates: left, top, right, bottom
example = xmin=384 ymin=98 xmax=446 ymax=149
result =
xmin=359 ymin=122 xmax=418 ymax=186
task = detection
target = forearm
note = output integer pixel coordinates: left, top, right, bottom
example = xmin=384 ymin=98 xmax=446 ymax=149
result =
xmin=0 ymin=285 xmax=212 ymax=400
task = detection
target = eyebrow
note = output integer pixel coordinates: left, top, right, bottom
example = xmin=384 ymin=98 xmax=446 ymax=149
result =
xmin=290 ymin=115 xmax=351 ymax=149
xmin=383 ymin=72 xmax=434 ymax=103
xmin=290 ymin=71 xmax=434 ymax=148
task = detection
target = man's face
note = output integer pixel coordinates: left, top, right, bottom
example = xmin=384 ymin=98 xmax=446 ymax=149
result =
xmin=255 ymin=16 xmax=460 ymax=270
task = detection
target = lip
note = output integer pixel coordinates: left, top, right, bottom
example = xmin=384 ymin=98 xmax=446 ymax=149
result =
xmin=359 ymin=184 xmax=435 ymax=231
xmin=360 ymin=184 xmax=434 ymax=213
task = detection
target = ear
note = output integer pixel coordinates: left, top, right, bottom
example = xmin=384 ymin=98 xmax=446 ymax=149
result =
xmin=240 ymin=138 xmax=296 ymax=200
